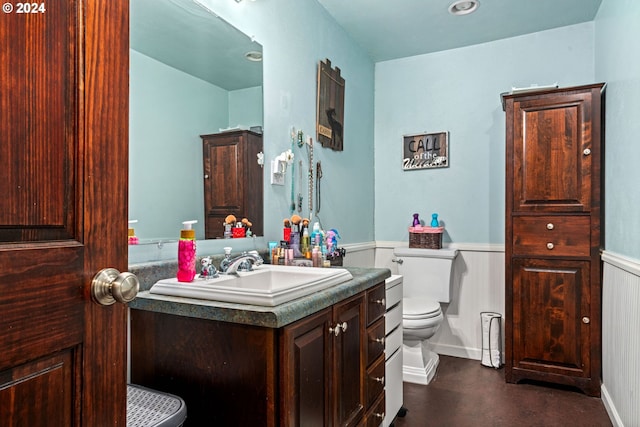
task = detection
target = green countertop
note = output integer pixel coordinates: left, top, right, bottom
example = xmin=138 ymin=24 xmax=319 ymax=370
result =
xmin=128 ymin=266 xmax=391 ymax=328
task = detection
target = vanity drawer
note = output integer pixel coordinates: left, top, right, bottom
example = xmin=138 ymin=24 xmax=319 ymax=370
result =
xmin=366 ymin=352 xmax=385 ymax=408
xmin=385 ymin=325 xmax=402 ymax=359
xmin=385 ymin=277 xmax=403 ymax=310
xmin=367 ymin=282 xmax=386 ymax=326
xmin=367 ymin=318 xmax=385 ymax=365
xmin=385 ymin=303 xmax=402 ymax=333
xmin=513 ymin=216 xmax=591 ymax=257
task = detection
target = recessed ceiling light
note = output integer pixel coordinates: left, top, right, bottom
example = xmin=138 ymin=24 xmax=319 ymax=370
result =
xmin=245 ymin=51 xmax=262 ymax=62
xmin=448 ymin=0 xmax=479 ymax=16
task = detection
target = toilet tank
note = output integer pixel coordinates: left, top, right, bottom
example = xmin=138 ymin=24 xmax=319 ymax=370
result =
xmin=393 ymin=247 xmax=458 ymax=303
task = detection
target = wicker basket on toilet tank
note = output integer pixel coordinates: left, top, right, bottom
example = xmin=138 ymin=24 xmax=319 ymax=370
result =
xmin=409 ymin=226 xmax=444 ymax=249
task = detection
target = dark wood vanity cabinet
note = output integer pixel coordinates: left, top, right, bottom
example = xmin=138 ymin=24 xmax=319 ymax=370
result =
xmin=502 ymin=83 xmax=605 ymax=396
xmin=202 ymin=130 xmax=263 ymax=238
xmin=280 ymin=282 xmax=386 ymax=427
xmin=130 ymin=282 xmax=386 ymax=426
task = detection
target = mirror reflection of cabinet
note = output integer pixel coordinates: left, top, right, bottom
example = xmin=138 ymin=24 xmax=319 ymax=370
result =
xmin=202 ymin=130 xmax=263 ymax=239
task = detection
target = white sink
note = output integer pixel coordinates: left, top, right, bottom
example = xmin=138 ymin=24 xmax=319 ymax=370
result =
xmin=149 ymin=264 xmax=353 ymax=306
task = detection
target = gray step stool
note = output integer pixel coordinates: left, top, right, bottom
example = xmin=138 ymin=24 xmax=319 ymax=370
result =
xmin=127 ymin=384 xmax=187 ymax=427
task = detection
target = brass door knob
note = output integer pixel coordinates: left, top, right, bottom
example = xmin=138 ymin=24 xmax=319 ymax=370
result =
xmin=91 ymin=268 xmax=139 ymax=306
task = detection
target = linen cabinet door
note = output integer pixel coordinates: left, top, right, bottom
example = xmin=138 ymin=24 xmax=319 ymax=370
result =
xmin=280 ymin=308 xmax=333 ymax=427
xmin=511 ymin=91 xmax=597 ymax=214
xmin=333 ymin=294 xmax=366 ymax=427
xmin=510 ymin=258 xmax=592 ymax=381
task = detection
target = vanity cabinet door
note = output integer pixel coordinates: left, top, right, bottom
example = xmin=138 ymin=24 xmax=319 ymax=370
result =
xmin=280 ymin=292 xmax=368 ymax=427
xmin=280 ymin=308 xmax=333 ymax=427
xmin=333 ymin=294 xmax=366 ymax=427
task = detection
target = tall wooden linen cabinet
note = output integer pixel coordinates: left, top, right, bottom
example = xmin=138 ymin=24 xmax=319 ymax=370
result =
xmin=202 ymin=130 xmax=263 ymax=239
xmin=502 ymin=83 xmax=605 ymax=397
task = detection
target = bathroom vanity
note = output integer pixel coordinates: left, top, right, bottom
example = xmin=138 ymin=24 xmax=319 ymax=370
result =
xmin=129 ymin=266 xmax=390 ymax=426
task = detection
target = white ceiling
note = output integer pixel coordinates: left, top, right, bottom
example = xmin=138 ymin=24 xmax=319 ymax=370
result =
xmin=317 ymin=0 xmax=603 ymax=62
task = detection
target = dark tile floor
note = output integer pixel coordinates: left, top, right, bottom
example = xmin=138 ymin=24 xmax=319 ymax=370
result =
xmin=390 ymin=356 xmax=612 ymax=427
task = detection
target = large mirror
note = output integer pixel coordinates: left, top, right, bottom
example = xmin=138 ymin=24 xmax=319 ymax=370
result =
xmin=129 ymin=0 xmax=263 ymax=242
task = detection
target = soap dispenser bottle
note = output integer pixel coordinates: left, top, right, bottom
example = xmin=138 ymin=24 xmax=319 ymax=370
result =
xmin=177 ymin=220 xmax=197 ymax=282
xmin=128 ymin=220 xmax=139 ymax=245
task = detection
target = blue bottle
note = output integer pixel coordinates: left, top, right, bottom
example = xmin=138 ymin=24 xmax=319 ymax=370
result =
xmin=431 ymin=213 xmax=439 ymax=227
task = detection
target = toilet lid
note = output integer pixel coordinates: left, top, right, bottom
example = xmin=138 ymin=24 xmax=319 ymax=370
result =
xmin=403 ymin=297 xmax=441 ymax=318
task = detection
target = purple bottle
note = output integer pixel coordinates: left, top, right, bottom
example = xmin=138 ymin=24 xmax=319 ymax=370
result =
xmin=412 ymin=213 xmax=420 ymax=227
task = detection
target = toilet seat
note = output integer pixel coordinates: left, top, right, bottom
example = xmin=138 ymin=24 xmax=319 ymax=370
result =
xmin=403 ymin=297 xmax=441 ymax=319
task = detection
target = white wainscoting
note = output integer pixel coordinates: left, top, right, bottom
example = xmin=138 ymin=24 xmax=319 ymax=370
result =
xmin=601 ymin=251 xmax=640 ymax=427
xmin=352 ymin=241 xmax=505 ymax=360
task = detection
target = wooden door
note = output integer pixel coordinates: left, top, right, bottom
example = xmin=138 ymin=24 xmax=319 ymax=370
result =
xmin=202 ymin=133 xmax=245 ymax=238
xmin=0 ymin=1 xmax=129 ymax=425
xmin=333 ymin=294 xmax=366 ymax=427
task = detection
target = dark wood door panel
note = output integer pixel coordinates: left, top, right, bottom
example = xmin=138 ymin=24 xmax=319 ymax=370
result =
xmin=0 ymin=351 xmax=76 ymax=427
xmin=512 ymin=94 xmax=593 ymax=213
xmin=512 ymin=259 xmax=590 ymax=376
xmin=0 ymin=0 xmax=78 ymax=242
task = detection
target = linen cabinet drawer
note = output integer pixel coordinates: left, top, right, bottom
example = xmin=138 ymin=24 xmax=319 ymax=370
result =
xmin=367 ymin=282 xmax=386 ymax=326
xmin=512 ymin=216 xmax=591 ymax=257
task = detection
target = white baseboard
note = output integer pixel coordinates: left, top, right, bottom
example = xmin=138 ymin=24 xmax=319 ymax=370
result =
xmin=601 ymin=384 xmax=624 ymax=427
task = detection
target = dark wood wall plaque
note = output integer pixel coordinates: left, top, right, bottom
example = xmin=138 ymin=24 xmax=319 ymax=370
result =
xmin=316 ymin=59 xmax=345 ymax=151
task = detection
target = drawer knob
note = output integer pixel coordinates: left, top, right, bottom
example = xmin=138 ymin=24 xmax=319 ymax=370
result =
xmin=583 ymin=148 xmax=591 ymax=156
xmin=374 ymin=298 xmax=386 ymax=306
xmin=373 ymin=412 xmax=385 ymax=419
xmin=546 ymin=223 xmax=554 ymax=230
xmin=373 ymin=376 xmax=385 ymax=385
xmin=582 ymin=316 xmax=590 ymax=324
xmin=374 ymin=336 xmax=385 ymax=345
xmin=546 ymin=242 xmax=554 ymax=250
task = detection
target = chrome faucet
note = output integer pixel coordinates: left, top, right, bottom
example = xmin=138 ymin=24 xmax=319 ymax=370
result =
xmin=221 ymin=251 xmax=264 ymax=274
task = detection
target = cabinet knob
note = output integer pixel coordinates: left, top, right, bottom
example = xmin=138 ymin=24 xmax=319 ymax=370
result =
xmin=373 ymin=412 xmax=385 ymax=419
xmin=583 ymin=148 xmax=591 ymax=156
xmin=546 ymin=242 xmax=555 ymax=250
xmin=546 ymin=223 xmax=554 ymax=230
xmin=373 ymin=336 xmax=385 ymax=345
xmin=372 ymin=376 xmax=385 ymax=385
xmin=329 ymin=322 xmax=348 ymax=336
xmin=374 ymin=298 xmax=386 ymax=306
xmin=204 ymin=174 xmax=209 ymax=179
xmin=582 ymin=316 xmax=590 ymax=324
xmin=340 ymin=321 xmax=348 ymax=333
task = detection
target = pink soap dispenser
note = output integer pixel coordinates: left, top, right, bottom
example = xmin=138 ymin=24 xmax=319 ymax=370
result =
xmin=177 ymin=220 xmax=197 ymax=282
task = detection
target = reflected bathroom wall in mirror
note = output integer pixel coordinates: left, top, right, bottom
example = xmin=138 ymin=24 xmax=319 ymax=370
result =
xmin=129 ymin=0 xmax=264 ymax=242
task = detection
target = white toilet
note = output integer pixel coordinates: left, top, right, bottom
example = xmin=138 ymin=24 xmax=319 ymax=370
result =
xmin=393 ymin=247 xmax=459 ymax=385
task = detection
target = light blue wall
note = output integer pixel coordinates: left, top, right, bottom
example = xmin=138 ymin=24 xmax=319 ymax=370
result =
xmin=129 ymin=50 xmax=229 ymax=239
xmin=595 ymin=0 xmax=640 ymax=260
xmin=374 ymin=23 xmax=596 ymax=244
xmin=199 ymin=0 xmax=375 ymax=245
xmin=229 ymin=86 xmax=263 ymax=129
